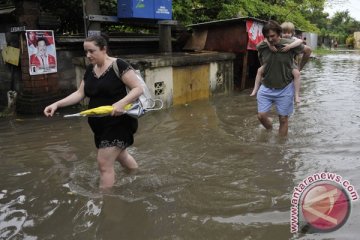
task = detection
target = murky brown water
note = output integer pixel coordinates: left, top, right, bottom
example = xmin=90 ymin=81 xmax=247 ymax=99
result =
xmin=1 ymin=52 xmax=360 ymax=239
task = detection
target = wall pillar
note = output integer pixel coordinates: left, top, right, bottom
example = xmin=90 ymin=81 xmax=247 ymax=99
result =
xmin=16 ymin=0 xmax=61 ymax=114
xmin=354 ymin=32 xmax=360 ymax=49
xmin=158 ymin=20 xmax=177 ymax=54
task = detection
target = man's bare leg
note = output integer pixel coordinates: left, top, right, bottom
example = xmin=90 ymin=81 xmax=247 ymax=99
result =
xmin=257 ymin=112 xmax=273 ymax=130
xmin=278 ymin=115 xmax=289 ymax=136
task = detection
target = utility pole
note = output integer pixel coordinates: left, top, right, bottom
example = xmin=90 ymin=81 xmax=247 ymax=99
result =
xmin=82 ymin=0 xmax=101 ymax=37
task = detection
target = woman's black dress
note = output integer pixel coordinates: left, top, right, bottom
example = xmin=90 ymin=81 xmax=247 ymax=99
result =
xmin=84 ymin=59 xmax=138 ymax=149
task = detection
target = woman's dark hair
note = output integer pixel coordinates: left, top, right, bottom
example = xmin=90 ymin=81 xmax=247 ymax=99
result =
xmin=262 ymin=20 xmax=282 ymax=37
xmin=84 ymin=33 xmax=109 ymax=52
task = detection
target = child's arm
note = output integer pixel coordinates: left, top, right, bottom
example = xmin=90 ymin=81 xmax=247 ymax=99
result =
xmin=281 ymin=37 xmax=303 ymax=52
xmin=264 ymin=38 xmax=277 ymax=52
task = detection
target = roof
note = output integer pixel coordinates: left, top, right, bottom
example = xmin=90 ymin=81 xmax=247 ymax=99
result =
xmin=187 ymin=17 xmax=267 ymax=28
xmin=0 ymin=5 xmax=15 ymax=15
xmin=55 ymin=35 xmax=160 ymax=44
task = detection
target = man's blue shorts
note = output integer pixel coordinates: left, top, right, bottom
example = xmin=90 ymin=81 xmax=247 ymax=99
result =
xmin=257 ymin=82 xmax=294 ymax=116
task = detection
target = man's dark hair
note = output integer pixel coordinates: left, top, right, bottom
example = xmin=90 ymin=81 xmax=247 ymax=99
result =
xmin=262 ymin=20 xmax=282 ymax=37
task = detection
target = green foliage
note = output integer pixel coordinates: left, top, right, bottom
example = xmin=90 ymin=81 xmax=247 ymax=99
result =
xmin=172 ymin=0 xmax=194 ymax=25
xmin=39 ymin=0 xmax=84 ymax=34
xmin=219 ymin=0 xmax=269 ymax=19
xmin=173 ymin=0 xmax=321 ymax=32
xmin=175 ymin=0 xmax=360 ymax=48
xmin=106 ymin=24 xmax=152 ymax=34
xmin=313 ymin=46 xmax=333 ymax=55
xmin=33 ymin=0 xmax=360 ymax=43
xmin=100 ymin=0 xmax=117 ymax=16
xmin=346 ymin=35 xmax=354 ymax=48
xmin=324 ymin=10 xmax=359 ymax=44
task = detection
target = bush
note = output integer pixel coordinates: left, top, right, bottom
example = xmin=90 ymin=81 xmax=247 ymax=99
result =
xmin=346 ymin=36 xmax=354 ymax=49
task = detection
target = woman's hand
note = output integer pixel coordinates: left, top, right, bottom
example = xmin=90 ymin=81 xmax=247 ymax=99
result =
xmin=111 ymin=101 xmax=127 ymax=116
xmin=44 ymin=103 xmax=58 ymax=117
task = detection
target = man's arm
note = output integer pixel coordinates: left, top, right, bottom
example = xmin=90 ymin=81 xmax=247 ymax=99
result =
xmin=299 ymin=45 xmax=312 ymax=71
xmin=258 ymin=52 xmax=264 ymax=66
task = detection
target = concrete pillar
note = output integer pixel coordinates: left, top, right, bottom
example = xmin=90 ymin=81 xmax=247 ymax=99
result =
xmin=17 ymin=0 xmax=40 ymax=29
xmin=158 ymin=20 xmax=177 ymax=54
xmin=84 ymin=0 xmax=101 ymax=36
xmin=354 ymin=32 xmax=360 ymax=49
xmin=16 ymin=0 xmax=60 ymax=114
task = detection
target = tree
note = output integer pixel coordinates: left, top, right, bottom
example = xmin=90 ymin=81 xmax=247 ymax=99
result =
xmin=328 ymin=11 xmax=359 ymax=43
xmin=15 ymin=0 xmax=358 ymax=42
xmin=173 ymin=0 xmax=321 ymax=32
xmin=38 ymin=0 xmax=84 ymax=34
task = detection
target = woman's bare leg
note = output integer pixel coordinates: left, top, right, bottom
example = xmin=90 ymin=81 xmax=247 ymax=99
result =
xmin=97 ymin=147 xmax=120 ymax=189
xmin=117 ymin=148 xmax=138 ymax=169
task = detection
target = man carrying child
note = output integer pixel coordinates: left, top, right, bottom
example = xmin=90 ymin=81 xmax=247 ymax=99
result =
xmin=255 ymin=20 xmax=312 ymax=136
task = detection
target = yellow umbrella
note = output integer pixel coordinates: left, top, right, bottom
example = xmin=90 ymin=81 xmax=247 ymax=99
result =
xmin=64 ymin=104 xmax=141 ymax=118
xmin=64 ymin=99 xmax=162 ymax=118
xmin=78 ymin=105 xmax=114 ymax=116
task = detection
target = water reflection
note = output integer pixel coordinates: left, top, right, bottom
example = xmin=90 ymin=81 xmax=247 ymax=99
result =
xmin=1 ymin=52 xmax=360 ymax=239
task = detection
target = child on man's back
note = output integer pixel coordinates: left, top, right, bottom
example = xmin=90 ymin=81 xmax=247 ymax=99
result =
xmin=251 ymin=22 xmax=303 ymax=105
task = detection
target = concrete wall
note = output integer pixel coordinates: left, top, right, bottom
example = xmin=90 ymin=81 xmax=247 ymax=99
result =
xmin=0 ymin=46 xmax=83 ymax=112
xmin=57 ymin=50 xmax=84 ymax=91
xmin=354 ymin=32 xmax=360 ymax=49
xmin=124 ymin=52 xmax=235 ymax=108
xmin=0 ymin=55 xmax=15 ymax=109
xmin=0 ymin=37 xmax=160 ymax=113
xmin=145 ymin=66 xmax=173 ymax=108
xmin=1 ymin=34 xmax=234 ymax=113
xmin=15 ymin=47 xmax=85 ymax=114
xmin=73 ymin=52 xmax=235 ymax=108
xmin=302 ymin=32 xmax=318 ymax=50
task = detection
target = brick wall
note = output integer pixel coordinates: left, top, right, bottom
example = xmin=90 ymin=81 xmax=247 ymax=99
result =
xmin=16 ymin=40 xmax=60 ymax=114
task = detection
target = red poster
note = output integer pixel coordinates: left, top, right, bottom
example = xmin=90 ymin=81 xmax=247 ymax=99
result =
xmin=26 ymin=30 xmax=57 ymax=75
xmin=246 ymin=20 xmax=264 ymax=50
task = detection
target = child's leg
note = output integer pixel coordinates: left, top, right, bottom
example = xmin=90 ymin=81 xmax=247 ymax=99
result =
xmin=293 ymin=69 xmax=301 ymax=104
xmin=250 ymin=66 xmax=264 ymax=96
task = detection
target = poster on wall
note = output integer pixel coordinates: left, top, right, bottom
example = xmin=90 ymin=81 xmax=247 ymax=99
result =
xmin=246 ymin=20 xmax=264 ymax=50
xmin=25 ymin=30 xmax=57 ymax=75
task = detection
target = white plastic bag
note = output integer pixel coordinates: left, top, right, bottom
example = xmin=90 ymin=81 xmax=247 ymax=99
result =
xmin=112 ymin=60 xmax=162 ymax=118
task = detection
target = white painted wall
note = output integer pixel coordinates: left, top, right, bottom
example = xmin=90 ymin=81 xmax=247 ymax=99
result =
xmin=209 ymin=62 xmax=218 ymax=92
xmin=145 ymin=67 xmax=173 ymax=108
xmin=302 ymin=32 xmax=318 ymax=50
xmin=354 ymin=32 xmax=360 ymax=49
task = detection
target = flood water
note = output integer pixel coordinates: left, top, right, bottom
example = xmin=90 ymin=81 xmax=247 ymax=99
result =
xmin=1 ymin=52 xmax=360 ymax=239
